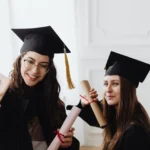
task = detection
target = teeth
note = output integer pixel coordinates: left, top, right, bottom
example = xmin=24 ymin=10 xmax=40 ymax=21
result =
xmin=29 ymin=75 xmax=37 ymax=79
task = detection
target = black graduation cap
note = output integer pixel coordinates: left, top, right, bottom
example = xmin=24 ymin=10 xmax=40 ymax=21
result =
xmin=11 ymin=26 xmax=74 ymax=89
xmin=105 ymin=51 xmax=150 ymax=87
xmin=11 ymin=26 xmax=70 ymax=57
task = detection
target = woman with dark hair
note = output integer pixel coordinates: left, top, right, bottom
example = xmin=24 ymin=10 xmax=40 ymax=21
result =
xmin=71 ymin=51 xmax=150 ymax=150
xmin=0 ymin=26 xmax=79 ymax=150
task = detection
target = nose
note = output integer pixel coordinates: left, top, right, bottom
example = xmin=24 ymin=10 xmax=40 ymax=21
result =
xmin=31 ymin=65 xmax=39 ymax=73
xmin=106 ymin=84 xmax=112 ymax=93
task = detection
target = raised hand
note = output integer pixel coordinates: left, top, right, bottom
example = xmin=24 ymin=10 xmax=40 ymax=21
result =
xmin=80 ymin=88 xmax=98 ymax=107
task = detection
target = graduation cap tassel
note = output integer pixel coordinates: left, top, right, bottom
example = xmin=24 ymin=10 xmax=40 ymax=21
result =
xmin=64 ymin=47 xmax=75 ymax=89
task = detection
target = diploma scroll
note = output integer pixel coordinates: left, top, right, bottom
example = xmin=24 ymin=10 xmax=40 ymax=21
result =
xmin=47 ymin=106 xmax=81 ymax=150
xmin=0 ymin=73 xmax=11 ymax=102
xmin=80 ymin=80 xmax=107 ymax=127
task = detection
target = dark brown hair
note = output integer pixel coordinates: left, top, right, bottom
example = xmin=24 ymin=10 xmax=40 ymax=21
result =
xmin=10 ymin=52 xmax=65 ymax=128
xmin=101 ymin=76 xmax=150 ymax=150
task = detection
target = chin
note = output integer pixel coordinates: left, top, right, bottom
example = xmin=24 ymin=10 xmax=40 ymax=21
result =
xmin=24 ymin=80 xmax=38 ymax=87
xmin=107 ymin=101 xmax=118 ymax=106
xmin=25 ymin=82 xmax=37 ymax=87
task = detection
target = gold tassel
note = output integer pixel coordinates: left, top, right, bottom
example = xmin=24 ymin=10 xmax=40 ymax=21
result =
xmin=64 ymin=47 xmax=75 ymax=89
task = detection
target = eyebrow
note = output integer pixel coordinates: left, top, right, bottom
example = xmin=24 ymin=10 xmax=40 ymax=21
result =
xmin=27 ymin=57 xmax=49 ymax=64
xmin=104 ymin=80 xmax=120 ymax=82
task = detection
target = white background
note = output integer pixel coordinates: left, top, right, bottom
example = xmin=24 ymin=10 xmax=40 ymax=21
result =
xmin=0 ymin=0 xmax=150 ymax=147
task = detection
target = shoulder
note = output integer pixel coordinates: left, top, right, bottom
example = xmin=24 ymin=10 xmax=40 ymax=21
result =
xmin=0 ymin=88 xmax=20 ymax=108
xmin=123 ymin=124 xmax=149 ymax=136
xmin=1 ymin=88 xmax=17 ymax=101
xmin=118 ymin=124 xmax=150 ymax=150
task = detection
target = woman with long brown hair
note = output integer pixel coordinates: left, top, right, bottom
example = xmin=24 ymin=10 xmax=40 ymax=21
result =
xmin=76 ymin=51 xmax=150 ymax=149
xmin=0 ymin=26 xmax=79 ymax=150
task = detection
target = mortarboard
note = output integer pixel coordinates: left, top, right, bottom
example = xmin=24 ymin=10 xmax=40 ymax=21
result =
xmin=11 ymin=26 xmax=74 ymax=89
xmin=105 ymin=51 xmax=150 ymax=87
xmin=11 ymin=26 xmax=70 ymax=56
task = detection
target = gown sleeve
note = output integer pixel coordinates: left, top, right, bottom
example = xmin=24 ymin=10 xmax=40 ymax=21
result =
xmin=67 ymin=100 xmax=103 ymax=128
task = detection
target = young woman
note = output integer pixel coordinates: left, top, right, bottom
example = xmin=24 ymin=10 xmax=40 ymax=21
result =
xmin=0 ymin=26 xmax=79 ymax=150
xmin=76 ymin=51 xmax=150 ymax=150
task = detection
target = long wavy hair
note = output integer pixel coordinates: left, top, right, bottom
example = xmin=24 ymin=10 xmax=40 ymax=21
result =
xmin=100 ymin=76 xmax=150 ymax=150
xmin=10 ymin=52 xmax=65 ymax=128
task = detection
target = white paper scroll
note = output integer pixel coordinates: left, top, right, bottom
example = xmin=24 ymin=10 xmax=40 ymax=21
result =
xmin=47 ymin=106 xmax=81 ymax=150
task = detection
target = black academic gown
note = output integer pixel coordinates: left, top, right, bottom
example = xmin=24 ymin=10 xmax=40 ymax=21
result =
xmin=0 ymin=88 xmax=79 ymax=150
xmin=67 ymin=102 xmax=150 ymax=150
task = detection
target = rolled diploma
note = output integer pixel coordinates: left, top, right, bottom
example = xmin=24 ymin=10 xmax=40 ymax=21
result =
xmin=47 ymin=106 xmax=81 ymax=150
xmin=81 ymin=80 xmax=107 ymax=127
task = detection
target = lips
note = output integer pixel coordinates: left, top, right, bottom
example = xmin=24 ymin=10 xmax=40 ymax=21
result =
xmin=107 ymin=94 xmax=113 ymax=97
xmin=107 ymin=96 xmax=114 ymax=99
xmin=27 ymin=73 xmax=39 ymax=81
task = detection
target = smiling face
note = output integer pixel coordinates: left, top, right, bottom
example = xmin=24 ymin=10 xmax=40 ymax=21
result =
xmin=20 ymin=51 xmax=49 ymax=87
xmin=103 ymin=75 xmax=121 ymax=106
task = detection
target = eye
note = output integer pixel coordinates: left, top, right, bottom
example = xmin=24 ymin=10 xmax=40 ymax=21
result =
xmin=103 ymin=82 xmax=108 ymax=86
xmin=39 ymin=64 xmax=49 ymax=69
xmin=113 ymin=82 xmax=119 ymax=86
xmin=27 ymin=59 xmax=34 ymax=64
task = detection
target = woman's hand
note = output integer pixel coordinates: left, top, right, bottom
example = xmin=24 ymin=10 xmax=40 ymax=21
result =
xmin=81 ymin=88 xmax=98 ymax=107
xmin=60 ymin=127 xmax=75 ymax=148
xmin=89 ymin=88 xmax=98 ymax=100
